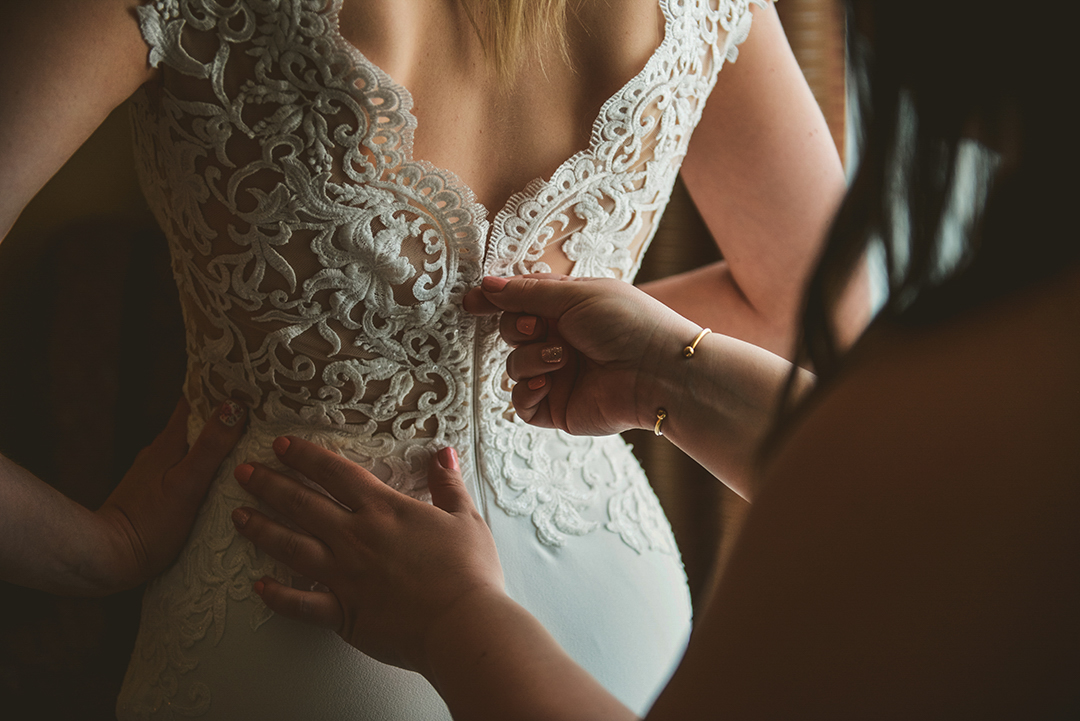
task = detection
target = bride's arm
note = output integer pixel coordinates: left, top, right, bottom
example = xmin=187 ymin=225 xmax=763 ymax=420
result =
xmin=642 ymin=2 xmax=868 ymax=358
xmin=0 ymin=2 xmax=247 ymax=595
xmin=0 ymin=400 xmax=247 ymax=595
xmin=0 ymin=0 xmax=154 ymax=241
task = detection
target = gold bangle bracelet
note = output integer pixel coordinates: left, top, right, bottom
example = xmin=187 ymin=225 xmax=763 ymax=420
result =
xmin=658 ymin=330 xmax=708 ymax=437
xmin=656 ymin=330 xmax=708 ymax=436
xmin=683 ymin=328 xmax=712 ymax=358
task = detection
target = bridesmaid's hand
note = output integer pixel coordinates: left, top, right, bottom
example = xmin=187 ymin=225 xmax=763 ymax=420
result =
xmin=230 ymin=438 xmax=505 ymax=675
xmin=463 ymin=275 xmax=702 ymax=435
xmin=94 ymin=398 xmax=247 ymax=591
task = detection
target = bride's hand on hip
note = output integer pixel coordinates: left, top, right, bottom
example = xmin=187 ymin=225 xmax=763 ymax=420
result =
xmin=464 ymin=274 xmax=702 ymax=435
xmin=231 ymin=438 xmax=505 ymax=675
xmin=1 ymin=397 xmax=247 ymax=595
xmin=94 ymin=398 xmax=248 ymax=591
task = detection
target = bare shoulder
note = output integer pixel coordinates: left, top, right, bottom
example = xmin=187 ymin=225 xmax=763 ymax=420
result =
xmin=853 ymin=260 xmax=1072 ymax=413
xmin=0 ymin=0 xmax=150 ymax=67
xmin=649 ymin=264 xmax=1080 ymax=719
xmin=0 ymin=0 xmax=151 ymax=240
xmin=816 ymin=262 xmax=1080 ymax=476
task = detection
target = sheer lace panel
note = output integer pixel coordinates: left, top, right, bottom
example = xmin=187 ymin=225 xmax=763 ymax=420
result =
xmin=134 ymin=0 xmax=485 ymax=436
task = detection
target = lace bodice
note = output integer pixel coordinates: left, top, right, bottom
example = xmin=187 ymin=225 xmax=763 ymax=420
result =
xmin=131 ymin=0 xmax=763 ymax=459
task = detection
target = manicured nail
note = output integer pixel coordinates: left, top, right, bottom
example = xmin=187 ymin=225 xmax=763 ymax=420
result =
xmin=232 ymin=507 xmax=250 ymax=529
xmin=541 ymin=345 xmax=563 ymax=363
xmin=219 ymin=399 xmax=246 ymax=427
xmin=527 ymin=375 xmax=547 ymax=391
xmin=253 ymin=580 xmax=265 ymax=595
xmin=273 ymin=436 xmax=291 ymax=455
xmin=437 ymin=447 xmax=460 ymax=471
xmin=234 ymin=464 xmax=254 ymax=485
xmin=516 ymin=315 xmax=537 ymax=335
xmin=481 ymin=276 xmax=509 ymax=292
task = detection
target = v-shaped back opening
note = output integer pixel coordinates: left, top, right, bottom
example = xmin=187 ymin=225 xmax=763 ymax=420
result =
xmin=327 ymin=0 xmax=672 ymax=254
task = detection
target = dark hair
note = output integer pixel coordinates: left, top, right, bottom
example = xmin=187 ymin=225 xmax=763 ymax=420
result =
xmin=781 ymin=0 xmax=1076 ymax=420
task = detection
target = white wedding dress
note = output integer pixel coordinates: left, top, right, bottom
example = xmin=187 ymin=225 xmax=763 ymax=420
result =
xmin=117 ymin=0 xmax=764 ymax=718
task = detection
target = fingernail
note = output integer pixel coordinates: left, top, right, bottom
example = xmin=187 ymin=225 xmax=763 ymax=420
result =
xmin=527 ymin=375 xmax=547 ymax=391
xmin=481 ymin=276 xmax=508 ymax=292
xmin=234 ymin=464 xmax=254 ymax=485
xmin=232 ymin=507 xmax=250 ymax=529
xmin=219 ymin=399 xmax=246 ymax=427
xmin=516 ymin=315 xmax=537 ymax=335
xmin=437 ymin=447 xmax=460 ymax=471
xmin=253 ymin=580 xmax=265 ymax=595
xmin=273 ymin=436 xmax=291 ymax=455
xmin=541 ymin=345 xmax=563 ymax=363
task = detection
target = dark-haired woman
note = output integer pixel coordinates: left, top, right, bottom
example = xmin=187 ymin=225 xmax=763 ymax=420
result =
xmin=230 ymin=0 xmax=1079 ymax=717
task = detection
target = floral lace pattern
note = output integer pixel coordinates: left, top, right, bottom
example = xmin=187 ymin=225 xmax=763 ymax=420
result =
xmin=120 ymin=0 xmax=763 ymax=716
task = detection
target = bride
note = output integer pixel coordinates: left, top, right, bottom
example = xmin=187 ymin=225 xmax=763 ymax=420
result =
xmin=0 ymin=0 xmax=855 ymax=718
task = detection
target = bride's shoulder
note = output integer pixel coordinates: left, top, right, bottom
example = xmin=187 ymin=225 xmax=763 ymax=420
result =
xmin=0 ymin=0 xmax=154 ymax=240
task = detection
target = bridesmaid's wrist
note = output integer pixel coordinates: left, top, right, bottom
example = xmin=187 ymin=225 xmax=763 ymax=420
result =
xmin=421 ymin=586 xmax=526 ymax=689
xmin=633 ymin=317 xmax=705 ymax=435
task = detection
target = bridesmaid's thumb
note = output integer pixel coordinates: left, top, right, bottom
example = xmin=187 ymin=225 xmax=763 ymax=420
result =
xmin=429 ymin=448 xmax=472 ymax=514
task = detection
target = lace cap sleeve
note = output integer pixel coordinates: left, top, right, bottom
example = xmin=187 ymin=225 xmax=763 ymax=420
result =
xmin=136 ymin=0 xmax=251 ymax=76
xmin=723 ymin=0 xmax=770 ymax=63
xmin=137 ymin=1 xmax=185 ymax=72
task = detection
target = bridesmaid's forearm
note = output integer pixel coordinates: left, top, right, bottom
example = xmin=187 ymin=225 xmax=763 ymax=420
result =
xmin=423 ymin=590 xmax=637 ymax=721
xmin=637 ymin=331 xmax=814 ymax=501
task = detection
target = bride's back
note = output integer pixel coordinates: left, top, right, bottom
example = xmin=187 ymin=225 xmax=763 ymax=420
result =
xmin=338 ymin=0 xmax=665 ymax=214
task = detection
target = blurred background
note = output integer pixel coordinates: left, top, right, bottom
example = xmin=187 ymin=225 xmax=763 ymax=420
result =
xmin=0 ymin=1 xmax=846 ymax=717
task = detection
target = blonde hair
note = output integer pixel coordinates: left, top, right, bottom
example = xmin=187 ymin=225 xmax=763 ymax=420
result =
xmin=459 ymin=0 xmax=574 ymax=85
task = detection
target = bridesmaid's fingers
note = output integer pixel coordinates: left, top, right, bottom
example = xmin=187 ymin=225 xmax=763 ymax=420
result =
xmin=232 ymin=507 xmax=334 ymax=581
xmin=255 ymin=577 xmax=344 ymax=631
xmin=511 ymin=378 xmax=554 ymax=428
xmin=465 ymin=273 xmax=575 ymax=316
xmin=542 ymin=361 xmax=581 ymax=433
xmin=272 ymin=436 xmax=385 ymax=512
xmin=498 ymin=312 xmax=548 ymax=346
xmin=462 ymin=286 xmax=501 ymax=315
xmin=235 ymin=463 xmax=351 ymax=534
xmin=477 ymin=274 xmax=600 ymax=317
xmin=428 ymin=449 xmax=476 ymax=515
xmin=506 ymin=341 xmax=569 ymax=381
